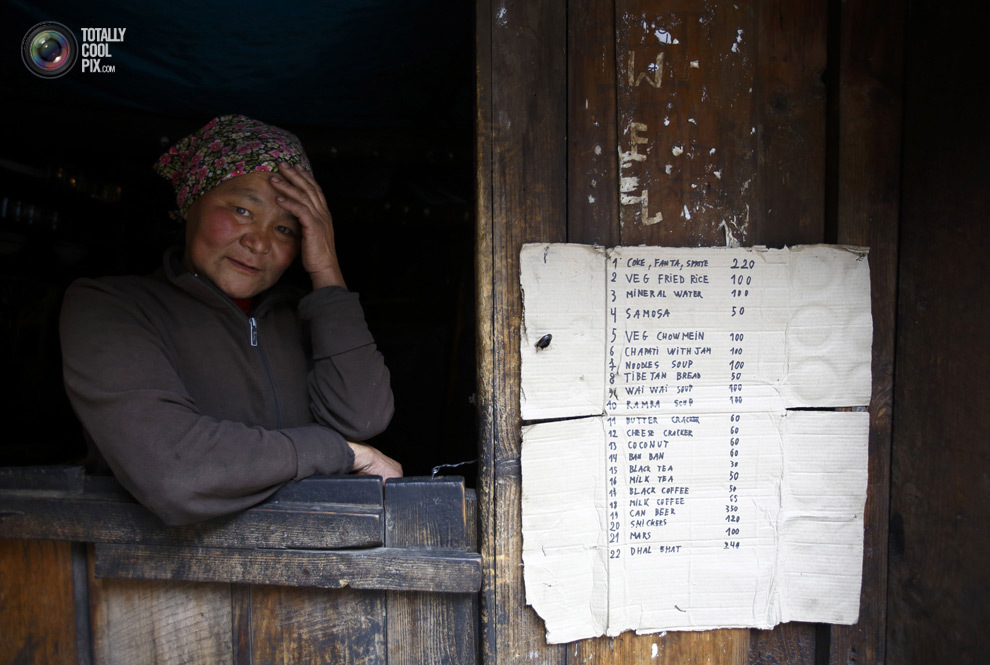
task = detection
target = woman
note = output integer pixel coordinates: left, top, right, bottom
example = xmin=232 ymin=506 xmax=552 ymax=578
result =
xmin=60 ymin=114 xmax=401 ymax=525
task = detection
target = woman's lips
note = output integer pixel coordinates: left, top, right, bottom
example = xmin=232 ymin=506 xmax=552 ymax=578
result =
xmin=227 ymin=257 xmax=260 ymax=273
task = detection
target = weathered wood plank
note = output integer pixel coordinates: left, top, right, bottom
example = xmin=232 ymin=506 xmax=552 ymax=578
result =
xmin=0 ymin=490 xmax=383 ymax=550
xmin=883 ymin=0 xmax=988 ymax=662
xmin=0 ymin=540 xmax=78 ymax=665
xmin=482 ymin=0 xmax=569 ymax=663
xmin=0 ymin=465 xmax=84 ymax=491
xmin=615 ymin=1 xmax=757 ymax=246
xmin=93 ymin=543 xmax=482 ymax=593
xmin=386 ymin=477 xmax=471 ymax=550
xmin=386 ymin=477 xmax=478 ymax=665
xmin=89 ymin=577 xmax=231 ymax=665
xmin=265 ymin=474 xmax=384 ymax=506
xmin=235 ymin=479 xmax=387 ymax=665
xmin=752 ymin=0 xmax=827 ymax=248
xmin=886 ymin=125 xmax=989 ymax=656
xmin=230 ymin=584 xmax=253 ymax=665
xmin=72 ymin=542 xmax=94 ymax=665
xmin=748 ymin=624 xmax=820 ymax=665
xmin=568 ymin=0 xmax=620 ymax=247
xmin=475 ymin=0 xmax=499 ymax=663
xmin=247 ymin=585 xmax=385 ymax=665
xmin=1 ymin=467 xmax=384 ymax=504
xmin=570 ymin=629 xmax=750 ymax=665
xmin=829 ymin=0 xmax=904 ymax=663
xmin=466 ymin=488 xmax=479 ymax=550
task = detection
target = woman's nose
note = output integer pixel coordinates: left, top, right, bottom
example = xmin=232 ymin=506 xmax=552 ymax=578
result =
xmin=241 ymin=227 xmax=272 ymax=254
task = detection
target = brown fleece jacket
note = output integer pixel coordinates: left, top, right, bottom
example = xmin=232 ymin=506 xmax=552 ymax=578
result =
xmin=60 ymin=249 xmax=393 ymax=525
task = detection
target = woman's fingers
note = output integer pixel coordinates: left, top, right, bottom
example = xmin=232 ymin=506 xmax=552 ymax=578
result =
xmin=269 ymin=163 xmax=346 ymax=289
xmin=348 ymin=442 xmax=403 ymax=480
xmin=271 ymin=162 xmax=328 ymax=210
xmin=280 ymin=163 xmax=328 ymax=206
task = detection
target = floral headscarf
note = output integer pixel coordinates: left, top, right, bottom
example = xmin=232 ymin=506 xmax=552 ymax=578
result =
xmin=154 ymin=114 xmax=311 ymax=218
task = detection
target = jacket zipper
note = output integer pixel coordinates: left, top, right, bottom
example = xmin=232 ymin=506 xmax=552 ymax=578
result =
xmin=248 ymin=316 xmax=283 ymax=429
xmin=249 ymin=317 xmax=259 ymax=347
xmin=191 ymin=273 xmax=284 ymax=427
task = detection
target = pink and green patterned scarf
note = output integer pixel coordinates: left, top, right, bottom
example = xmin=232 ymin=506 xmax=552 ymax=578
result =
xmin=154 ymin=114 xmax=311 ymax=218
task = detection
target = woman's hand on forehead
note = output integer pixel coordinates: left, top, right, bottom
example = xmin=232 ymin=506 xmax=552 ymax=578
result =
xmin=269 ymin=163 xmax=347 ymax=290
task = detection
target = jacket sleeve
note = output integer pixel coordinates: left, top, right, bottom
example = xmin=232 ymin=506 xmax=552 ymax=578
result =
xmin=60 ymin=279 xmax=355 ymax=526
xmin=298 ymin=287 xmax=394 ymax=440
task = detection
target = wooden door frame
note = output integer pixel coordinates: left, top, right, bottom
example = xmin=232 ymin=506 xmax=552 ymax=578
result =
xmin=474 ymin=0 xmax=903 ymax=662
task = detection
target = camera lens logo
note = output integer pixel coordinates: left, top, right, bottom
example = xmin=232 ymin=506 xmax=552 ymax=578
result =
xmin=21 ymin=22 xmax=78 ymax=78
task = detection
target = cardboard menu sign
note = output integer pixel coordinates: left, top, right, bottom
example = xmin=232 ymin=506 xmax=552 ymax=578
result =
xmin=519 ymin=243 xmax=872 ymax=643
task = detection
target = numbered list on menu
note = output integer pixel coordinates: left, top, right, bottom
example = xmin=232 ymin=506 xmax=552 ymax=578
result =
xmin=603 ymin=246 xmax=784 ymax=632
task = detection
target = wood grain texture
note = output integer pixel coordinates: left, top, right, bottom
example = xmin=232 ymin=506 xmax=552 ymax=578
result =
xmin=830 ymin=0 xmax=904 ymax=663
xmin=0 ymin=465 xmax=84 ymax=491
xmin=615 ymin=0 xmax=757 ymax=246
xmin=94 ymin=543 xmax=482 ymax=593
xmin=72 ymin=542 xmax=94 ymax=665
xmin=466 ymin=488 xmax=479 ymax=551
xmin=385 ymin=478 xmax=470 ymax=550
xmin=265 ymin=474 xmax=384 ymax=506
xmin=386 ymin=478 xmax=478 ymax=665
xmin=89 ymin=577 xmax=232 ymax=665
xmin=752 ymin=0 xmax=827 ymax=248
xmin=884 ymin=1 xmax=989 ymax=662
xmin=567 ymin=0 xmax=620 ymax=247
xmin=247 ymin=585 xmax=385 ymax=665
xmin=0 ymin=489 xmax=383 ymax=550
xmin=480 ymin=0 xmax=569 ymax=663
xmin=569 ymin=629 xmax=751 ymax=665
xmin=0 ymin=540 xmax=78 ymax=665
xmin=474 ymin=0 xmax=498 ymax=661
xmin=748 ymin=625 xmax=821 ymax=665
xmin=230 ymin=583 xmax=253 ymax=665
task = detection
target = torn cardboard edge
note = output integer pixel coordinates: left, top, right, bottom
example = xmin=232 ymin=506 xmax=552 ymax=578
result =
xmin=518 ymin=243 xmax=872 ymax=643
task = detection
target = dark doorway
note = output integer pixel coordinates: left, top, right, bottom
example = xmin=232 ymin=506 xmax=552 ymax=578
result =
xmin=0 ymin=1 xmax=477 ymax=482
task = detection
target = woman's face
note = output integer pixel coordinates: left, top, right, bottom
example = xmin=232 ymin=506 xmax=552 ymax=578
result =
xmin=183 ymin=172 xmax=301 ymax=299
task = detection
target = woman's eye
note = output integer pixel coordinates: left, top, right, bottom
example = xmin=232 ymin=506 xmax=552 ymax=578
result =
xmin=234 ymin=206 xmax=250 ymax=216
xmin=276 ymin=225 xmax=297 ymax=237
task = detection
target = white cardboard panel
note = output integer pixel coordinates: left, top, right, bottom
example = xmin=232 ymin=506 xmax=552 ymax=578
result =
xmin=519 ymin=244 xmax=873 ymax=642
xmin=520 ymin=243 xmax=606 ymax=420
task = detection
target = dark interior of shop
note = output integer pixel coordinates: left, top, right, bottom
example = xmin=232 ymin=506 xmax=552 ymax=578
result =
xmin=0 ymin=1 xmax=477 ymax=482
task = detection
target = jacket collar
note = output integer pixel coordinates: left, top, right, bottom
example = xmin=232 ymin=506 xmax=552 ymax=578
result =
xmin=160 ymin=247 xmax=300 ymax=316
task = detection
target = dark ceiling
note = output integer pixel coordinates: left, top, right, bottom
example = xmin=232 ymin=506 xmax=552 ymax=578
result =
xmin=3 ymin=0 xmax=474 ymax=128
xmin=1 ymin=0 xmax=476 ymax=201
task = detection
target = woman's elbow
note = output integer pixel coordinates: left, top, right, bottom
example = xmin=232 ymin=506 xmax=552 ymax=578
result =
xmin=322 ymin=393 xmax=395 ymax=441
xmin=131 ymin=476 xmax=212 ymax=526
